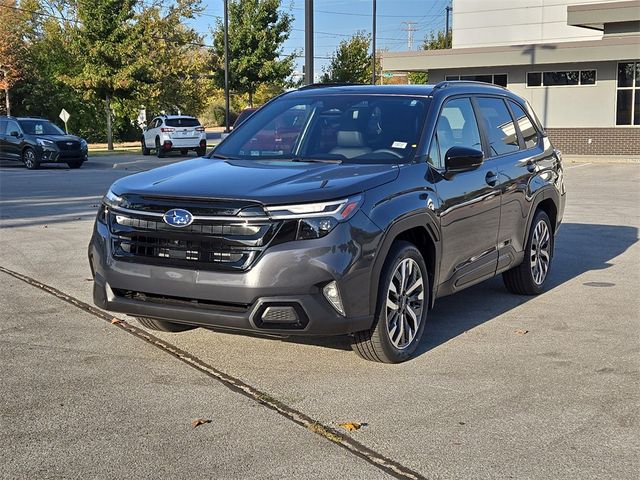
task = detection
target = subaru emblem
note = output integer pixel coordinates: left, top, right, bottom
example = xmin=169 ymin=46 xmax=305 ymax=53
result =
xmin=66 ymin=142 xmax=73 ymax=145
xmin=163 ymin=208 xmax=194 ymax=227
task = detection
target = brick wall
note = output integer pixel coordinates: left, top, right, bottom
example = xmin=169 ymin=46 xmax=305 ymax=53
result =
xmin=546 ymin=128 xmax=640 ymax=156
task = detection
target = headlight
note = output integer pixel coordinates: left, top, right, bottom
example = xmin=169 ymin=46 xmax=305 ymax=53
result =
xmin=103 ymin=188 xmax=124 ymax=208
xmin=265 ymin=196 xmax=362 ymax=240
xmin=80 ymin=138 xmax=88 ymax=149
xmin=36 ymin=138 xmax=55 ymax=147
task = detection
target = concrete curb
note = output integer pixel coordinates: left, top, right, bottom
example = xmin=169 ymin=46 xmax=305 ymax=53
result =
xmin=563 ymin=155 xmax=640 ymax=165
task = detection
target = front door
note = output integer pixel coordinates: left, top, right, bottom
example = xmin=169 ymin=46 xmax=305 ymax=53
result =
xmin=3 ymin=120 xmax=22 ymax=161
xmin=430 ymin=97 xmax=501 ymax=293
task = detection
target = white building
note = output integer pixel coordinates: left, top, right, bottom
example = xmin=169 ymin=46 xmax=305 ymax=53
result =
xmin=383 ymin=0 xmax=640 ymax=155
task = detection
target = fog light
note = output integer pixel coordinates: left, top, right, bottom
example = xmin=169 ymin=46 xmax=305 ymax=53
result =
xmin=323 ymin=281 xmax=345 ymax=316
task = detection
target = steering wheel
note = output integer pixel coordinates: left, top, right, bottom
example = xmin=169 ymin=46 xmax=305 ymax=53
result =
xmin=372 ymin=149 xmax=404 ymax=159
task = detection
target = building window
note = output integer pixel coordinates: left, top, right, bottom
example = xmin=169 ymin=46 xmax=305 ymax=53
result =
xmin=445 ymin=74 xmax=507 ymax=87
xmin=526 ymin=70 xmax=597 ymax=87
xmin=616 ymin=61 xmax=640 ymax=126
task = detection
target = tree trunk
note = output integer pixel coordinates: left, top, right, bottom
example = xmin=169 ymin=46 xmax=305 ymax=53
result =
xmin=248 ymin=90 xmax=253 ymax=108
xmin=105 ymin=93 xmax=113 ymax=151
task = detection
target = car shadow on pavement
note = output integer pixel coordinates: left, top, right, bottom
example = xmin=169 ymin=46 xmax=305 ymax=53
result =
xmin=264 ymin=223 xmax=639 ymax=356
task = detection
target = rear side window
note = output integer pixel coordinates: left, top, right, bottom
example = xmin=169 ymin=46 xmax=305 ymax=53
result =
xmin=475 ymin=97 xmax=519 ymax=156
xmin=508 ymin=100 xmax=539 ymax=149
xmin=0 ymin=119 xmax=6 ymax=134
xmin=5 ymin=120 xmax=20 ymax=135
xmin=429 ymin=97 xmax=482 ymax=168
xmin=165 ymin=117 xmax=200 ymax=127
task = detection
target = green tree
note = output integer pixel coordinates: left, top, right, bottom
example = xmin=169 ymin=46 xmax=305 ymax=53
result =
xmin=320 ymin=31 xmax=372 ymax=84
xmin=65 ymin=0 xmax=143 ymax=149
xmin=407 ymin=30 xmax=452 ymax=85
xmin=211 ymin=0 xmax=295 ymax=108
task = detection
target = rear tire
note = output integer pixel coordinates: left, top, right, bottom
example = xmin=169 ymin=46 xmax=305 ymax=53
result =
xmin=503 ymin=210 xmax=553 ymax=295
xmin=136 ymin=317 xmax=196 ymax=333
xmin=351 ymin=241 xmax=429 ymax=363
xmin=141 ymin=138 xmax=151 ymax=155
xmin=22 ymin=147 xmax=40 ymax=170
xmin=67 ymin=160 xmax=83 ymax=169
xmin=155 ymin=138 xmax=165 ymax=158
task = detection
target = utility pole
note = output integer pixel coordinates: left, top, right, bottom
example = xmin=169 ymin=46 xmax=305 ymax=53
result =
xmin=0 ymin=68 xmax=9 ymax=116
xmin=305 ymin=0 xmax=314 ymax=85
xmin=401 ymin=21 xmax=417 ymax=50
xmin=445 ymin=5 xmax=452 ymax=48
xmin=371 ymin=0 xmax=377 ymax=85
xmin=223 ymin=0 xmax=230 ymax=132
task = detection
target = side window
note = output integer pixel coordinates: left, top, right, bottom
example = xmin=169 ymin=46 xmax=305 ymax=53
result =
xmin=431 ymin=97 xmax=482 ymax=167
xmin=475 ymin=97 xmax=520 ymax=156
xmin=0 ymin=120 xmax=6 ymax=135
xmin=6 ymin=120 xmax=20 ymax=135
xmin=508 ymin=100 xmax=539 ymax=149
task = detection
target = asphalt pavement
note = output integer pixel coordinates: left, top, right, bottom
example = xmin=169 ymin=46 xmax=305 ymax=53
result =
xmin=0 ymin=155 xmax=638 ymax=479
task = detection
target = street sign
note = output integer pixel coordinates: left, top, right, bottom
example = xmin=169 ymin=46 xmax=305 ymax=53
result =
xmin=59 ymin=108 xmax=70 ymax=133
xmin=382 ymin=72 xmax=393 ymax=78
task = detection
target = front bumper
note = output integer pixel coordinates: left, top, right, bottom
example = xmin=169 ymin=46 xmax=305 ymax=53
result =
xmin=88 ymin=211 xmax=381 ymax=335
xmin=37 ymin=145 xmax=88 ymax=164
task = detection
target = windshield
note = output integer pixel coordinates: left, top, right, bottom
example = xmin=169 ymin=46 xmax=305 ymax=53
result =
xmin=214 ymin=94 xmax=430 ymax=164
xmin=18 ymin=120 xmax=65 ymax=135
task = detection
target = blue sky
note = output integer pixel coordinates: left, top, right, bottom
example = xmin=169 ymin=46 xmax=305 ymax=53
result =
xmin=189 ymin=0 xmax=451 ymax=79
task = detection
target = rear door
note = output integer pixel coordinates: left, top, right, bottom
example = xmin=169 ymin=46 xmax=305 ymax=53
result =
xmin=0 ymin=119 xmax=7 ymax=159
xmin=474 ymin=96 xmax=541 ymax=271
xmin=3 ymin=119 xmax=22 ymax=160
xmin=431 ymin=96 xmax=502 ymax=293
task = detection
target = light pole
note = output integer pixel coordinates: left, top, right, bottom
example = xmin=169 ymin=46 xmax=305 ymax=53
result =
xmin=223 ymin=0 xmax=230 ymax=133
xmin=0 ymin=68 xmax=9 ymax=116
xmin=372 ymin=0 xmax=377 ymax=85
xmin=305 ymin=0 xmax=314 ymax=85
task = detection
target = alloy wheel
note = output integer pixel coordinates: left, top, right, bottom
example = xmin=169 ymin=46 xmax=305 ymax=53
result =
xmin=385 ymin=258 xmax=424 ymax=349
xmin=24 ymin=150 xmax=36 ymax=169
xmin=530 ymin=219 xmax=551 ymax=285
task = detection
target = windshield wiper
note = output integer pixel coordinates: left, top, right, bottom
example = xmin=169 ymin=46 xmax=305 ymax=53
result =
xmin=291 ymin=157 xmax=342 ymax=164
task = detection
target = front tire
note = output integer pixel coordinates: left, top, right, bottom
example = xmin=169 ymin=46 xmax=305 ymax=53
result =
xmin=136 ymin=317 xmax=196 ymax=333
xmin=503 ymin=210 xmax=553 ymax=295
xmin=22 ymin=148 xmax=40 ymax=170
xmin=351 ymin=241 xmax=428 ymax=363
xmin=67 ymin=160 xmax=83 ymax=169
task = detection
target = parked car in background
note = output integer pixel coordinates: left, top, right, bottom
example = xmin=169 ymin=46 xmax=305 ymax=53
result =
xmin=90 ymin=82 xmax=565 ymax=363
xmin=220 ymin=108 xmax=258 ymax=141
xmin=142 ymin=115 xmax=207 ymax=158
xmin=0 ymin=116 xmax=88 ymax=169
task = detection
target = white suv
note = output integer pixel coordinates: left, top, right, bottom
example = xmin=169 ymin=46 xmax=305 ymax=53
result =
xmin=142 ymin=115 xmax=207 ymax=158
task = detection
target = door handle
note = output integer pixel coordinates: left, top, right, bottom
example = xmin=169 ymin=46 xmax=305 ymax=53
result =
xmin=485 ymin=171 xmax=498 ymax=186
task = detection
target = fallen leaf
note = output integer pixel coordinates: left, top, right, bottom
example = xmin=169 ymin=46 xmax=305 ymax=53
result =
xmin=339 ymin=422 xmax=365 ymax=431
xmin=514 ymin=328 xmax=529 ymax=335
xmin=111 ymin=318 xmax=121 ymax=324
xmin=191 ymin=418 xmax=212 ymax=428
xmin=85 ymin=278 xmax=93 ymax=282
xmin=43 ymin=225 xmax=48 ymax=229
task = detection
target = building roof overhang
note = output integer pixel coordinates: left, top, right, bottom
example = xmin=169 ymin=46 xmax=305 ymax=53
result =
xmin=567 ymin=0 xmax=640 ymax=31
xmin=382 ymin=35 xmax=640 ymax=72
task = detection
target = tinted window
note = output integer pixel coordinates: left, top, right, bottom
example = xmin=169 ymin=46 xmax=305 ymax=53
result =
xmin=527 ymin=72 xmax=542 ymax=87
xmin=476 ymin=97 xmax=519 ymax=156
xmin=0 ymin=119 xmax=6 ymax=134
xmin=493 ymin=74 xmax=508 ymax=87
xmin=216 ymin=95 xmax=430 ymax=164
xmin=618 ymin=62 xmax=635 ymax=87
xmin=431 ymin=97 xmax=481 ymax=168
xmin=5 ymin=120 xmax=21 ymax=135
xmin=18 ymin=120 xmax=64 ymax=135
xmin=509 ymin=101 xmax=539 ymax=149
xmin=580 ymin=70 xmax=596 ymax=85
xmin=234 ymin=109 xmax=256 ymax=128
xmin=165 ymin=117 xmax=200 ymax=127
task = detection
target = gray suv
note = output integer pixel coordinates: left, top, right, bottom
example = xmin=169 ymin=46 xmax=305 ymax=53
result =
xmin=89 ymin=82 xmax=566 ymax=363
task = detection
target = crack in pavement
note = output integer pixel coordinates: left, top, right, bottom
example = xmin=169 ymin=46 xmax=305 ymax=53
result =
xmin=0 ymin=265 xmax=427 ymax=480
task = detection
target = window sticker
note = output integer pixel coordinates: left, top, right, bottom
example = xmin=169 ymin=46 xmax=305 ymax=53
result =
xmin=392 ymin=141 xmax=408 ymax=149
xmin=250 ymin=151 xmax=260 ymax=156
xmin=352 ymin=110 xmax=359 ymax=119
xmin=35 ymin=124 xmax=44 ymax=134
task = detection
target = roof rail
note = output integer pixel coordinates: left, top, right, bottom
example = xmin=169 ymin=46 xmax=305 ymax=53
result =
xmin=433 ymin=80 xmax=507 ymax=90
xmin=298 ymin=82 xmax=364 ymax=90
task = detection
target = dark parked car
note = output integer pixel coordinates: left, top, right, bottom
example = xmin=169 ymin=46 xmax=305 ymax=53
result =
xmin=89 ymin=82 xmax=566 ymax=363
xmin=0 ymin=116 xmax=88 ymax=169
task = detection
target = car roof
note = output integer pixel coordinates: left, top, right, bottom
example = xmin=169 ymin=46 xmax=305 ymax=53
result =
xmin=158 ymin=115 xmax=197 ymax=119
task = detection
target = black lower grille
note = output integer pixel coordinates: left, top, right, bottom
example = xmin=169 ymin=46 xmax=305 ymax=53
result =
xmin=113 ymin=288 xmax=249 ymax=312
xmin=109 ymin=209 xmax=280 ymax=271
xmin=56 ymin=140 xmax=81 ymax=151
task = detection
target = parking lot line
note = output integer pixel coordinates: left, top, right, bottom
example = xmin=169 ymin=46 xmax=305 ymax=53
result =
xmin=0 ymin=264 xmax=426 ymax=480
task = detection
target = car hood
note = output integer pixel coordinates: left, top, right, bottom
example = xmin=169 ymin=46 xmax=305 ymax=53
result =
xmin=111 ymin=158 xmax=399 ymax=205
xmin=33 ymin=135 xmax=83 ymax=143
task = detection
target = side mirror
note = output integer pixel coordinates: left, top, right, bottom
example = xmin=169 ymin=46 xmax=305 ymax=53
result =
xmin=444 ymin=146 xmax=483 ymax=174
xmin=9 ymin=130 xmax=20 ymax=137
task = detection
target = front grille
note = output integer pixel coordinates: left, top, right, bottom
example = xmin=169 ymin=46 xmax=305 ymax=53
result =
xmin=56 ymin=140 xmax=81 ymax=151
xmin=108 ymin=201 xmax=281 ymax=271
xmin=112 ymin=288 xmax=249 ymax=312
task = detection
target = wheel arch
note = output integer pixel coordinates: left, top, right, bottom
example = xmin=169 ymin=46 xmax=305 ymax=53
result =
xmin=523 ymin=187 xmax=560 ymax=245
xmin=369 ymin=213 xmax=441 ymax=315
